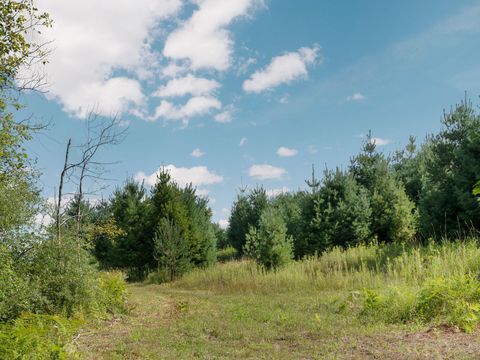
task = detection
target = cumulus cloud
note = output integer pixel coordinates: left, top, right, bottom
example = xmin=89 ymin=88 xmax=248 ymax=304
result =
xmin=249 ymin=164 xmax=287 ymax=180
xmin=135 ymin=164 xmax=223 ymax=187
xmin=370 ymin=137 xmax=391 ymax=146
xmin=346 ymin=92 xmax=367 ymax=101
xmin=35 ymin=0 xmax=182 ymax=118
xmin=153 ymin=74 xmax=221 ymax=98
xmin=163 ymin=0 xmax=262 ymax=71
xmin=190 ymin=148 xmax=205 ymax=157
xmin=218 ymin=219 xmax=229 ymax=229
xmin=214 ymin=105 xmax=235 ymax=123
xmin=243 ymin=45 xmax=320 ymax=93
xmin=151 ymin=96 xmax=221 ymax=122
xmin=161 ymin=62 xmax=188 ymax=78
xmin=277 ymin=146 xmax=298 ymax=157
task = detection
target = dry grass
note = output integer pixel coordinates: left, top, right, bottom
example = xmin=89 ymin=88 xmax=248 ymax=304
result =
xmin=75 ymin=240 xmax=480 ymax=359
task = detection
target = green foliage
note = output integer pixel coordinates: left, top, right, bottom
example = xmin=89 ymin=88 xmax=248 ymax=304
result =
xmin=473 ymin=180 xmax=480 ymax=198
xmin=29 ymin=237 xmax=100 ymax=317
xmin=415 ymin=276 xmax=480 ymax=332
xmin=419 ymin=99 xmax=480 ymax=237
xmin=227 ymin=191 xmax=251 ymax=253
xmin=213 ymin=222 xmax=229 ymax=249
xmin=360 ymin=287 xmax=416 ymax=324
xmin=0 ymin=245 xmax=31 ymax=322
xmin=271 ymin=192 xmax=306 ymax=258
xmin=0 ymin=314 xmax=80 ymax=359
xmin=360 ymin=275 xmax=480 ymax=333
xmin=0 ymin=0 xmax=50 ymax=176
xmin=153 ymin=217 xmax=190 ymax=282
xmin=244 ymin=207 xmax=293 ymax=270
xmin=228 ymin=187 xmax=269 ymax=255
xmin=110 ymin=179 xmax=150 ymax=277
xmin=308 ymin=169 xmax=372 ymax=252
xmin=350 ymin=133 xmax=417 ymax=242
xmin=98 ymin=271 xmax=129 ymax=315
xmin=392 ymin=136 xmax=426 ymax=205
xmin=217 ymin=246 xmax=238 ymax=262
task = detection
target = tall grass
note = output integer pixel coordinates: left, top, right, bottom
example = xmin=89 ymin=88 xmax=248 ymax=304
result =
xmin=168 ymin=239 xmax=480 ymax=294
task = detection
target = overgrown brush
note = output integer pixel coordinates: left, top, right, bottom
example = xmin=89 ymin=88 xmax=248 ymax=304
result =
xmin=359 ymin=275 xmax=480 ymax=332
xmin=0 ymin=314 xmax=82 ymax=359
xmin=168 ymin=239 xmax=480 ymax=294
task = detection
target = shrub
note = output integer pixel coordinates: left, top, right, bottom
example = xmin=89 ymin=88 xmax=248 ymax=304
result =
xmin=29 ymin=237 xmax=100 ymax=317
xmin=415 ymin=275 xmax=480 ymax=332
xmin=217 ymin=246 xmax=238 ymax=262
xmin=360 ymin=275 xmax=480 ymax=332
xmin=0 ymin=314 xmax=81 ymax=359
xmin=0 ymin=245 xmax=32 ymax=322
xmin=244 ymin=207 xmax=293 ymax=270
xmin=360 ymin=287 xmax=416 ymax=324
xmin=97 ymin=271 xmax=129 ymax=315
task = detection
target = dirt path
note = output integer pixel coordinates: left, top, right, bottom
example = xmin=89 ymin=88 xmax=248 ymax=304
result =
xmin=75 ymin=284 xmax=480 ymax=359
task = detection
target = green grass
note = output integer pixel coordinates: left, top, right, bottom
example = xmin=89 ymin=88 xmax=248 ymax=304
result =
xmin=76 ymin=240 xmax=480 ymax=359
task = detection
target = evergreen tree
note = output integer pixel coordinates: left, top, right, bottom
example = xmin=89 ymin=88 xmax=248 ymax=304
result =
xmin=309 ymin=169 xmax=372 ymax=251
xmin=392 ymin=136 xmax=426 ymax=205
xmin=110 ymin=179 xmax=150 ymax=277
xmin=350 ymin=133 xmax=416 ymax=242
xmin=419 ymin=99 xmax=480 ymax=237
xmin=244 ymin=207 xmax=293 ymax=270
xmin=227 ymin=190 xmax=250 ymax=254
xmin=153 ymin=217 xmax=190 ymax=281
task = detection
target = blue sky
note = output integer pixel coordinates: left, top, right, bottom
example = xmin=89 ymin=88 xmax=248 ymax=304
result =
xmin=23 ymin=0 xmax=480 ymax=226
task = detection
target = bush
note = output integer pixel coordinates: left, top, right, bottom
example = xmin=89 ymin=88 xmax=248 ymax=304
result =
xmin=97 ymin=271 xmax=129 ymax=315
xmin=360 ymin=287 xmax=416 ymax=324
xmin=0 ymin=314 xmax=81 ymax=359
xmin=29 ymin=237 xmax=101 ymax=317
xmin=360 ymin=275 xmax=480 ymax=332
xmin=415 ymin=276 xmax=480 ymax=332
xmin=217 ymin=246 xmax=238 ymax=262
xmin=0 ymin=245 xmax=33 ymax=322
xmin=244 ymin=207 xmax=293 ymax=270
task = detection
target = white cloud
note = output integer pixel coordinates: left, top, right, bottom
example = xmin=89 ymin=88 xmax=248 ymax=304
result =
xmin=35 ymin=0 xmax=182 ymax=118
xmin=215 ymin=105 xmax=235 ymax=123
xmin=161 ymin=62 xmax=188 ymax=78
xmin=346 ymin=92 xmax=366 ymax=101
xmin=191 ymin=148 xmax=205 ymax=157
xmin=370 ymin=137 xmax=391 ymax=146
xmin=218 ymin=219 xmax=229 ymax=229
xmin=277 ymin=146 xmax=298 ymax=157
xmin=221 ymin=207 xmax=230 ymax=214
xmin=163 ymin=0 xmax=262 ymax=71
xmin=117 ymin=119 xmax=131 ymax=127
xmin=266 ymin=186 xmax=290 ymax=197
xmin=151 ymin=96 xmax=221 ymax=122
xmin=196 ymin=188 xmax=210 ymax=197
xmin=153 ymin=74 xmax=221 ymax=98
xmin=249 ymin=164 xmax=287 ymax=180
xmin=239 ymin=137 xmax=247 ymax=146
xmin=135 ymin=164 xmax=223 ymax=187
xmin=243 ymin=45 xmax=320 ymax=93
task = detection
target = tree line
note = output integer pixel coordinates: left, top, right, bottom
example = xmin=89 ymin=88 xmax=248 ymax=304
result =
xmin=225 ymin=99 xmax=480 ymax=268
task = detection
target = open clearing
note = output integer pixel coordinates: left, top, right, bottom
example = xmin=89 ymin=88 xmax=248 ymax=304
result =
xmin=76 ymin=282 xmax=480 ymax=359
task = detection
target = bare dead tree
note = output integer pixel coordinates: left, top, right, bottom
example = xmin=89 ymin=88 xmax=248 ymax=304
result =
xmin=55 ymin=111 xmax=127 ymax=243
xmin=55 ymin=138 xmax=71 ymax=243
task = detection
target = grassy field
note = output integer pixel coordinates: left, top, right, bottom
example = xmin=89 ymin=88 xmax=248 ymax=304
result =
xmin=75 ymin=242 xmax=480 ymax=359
